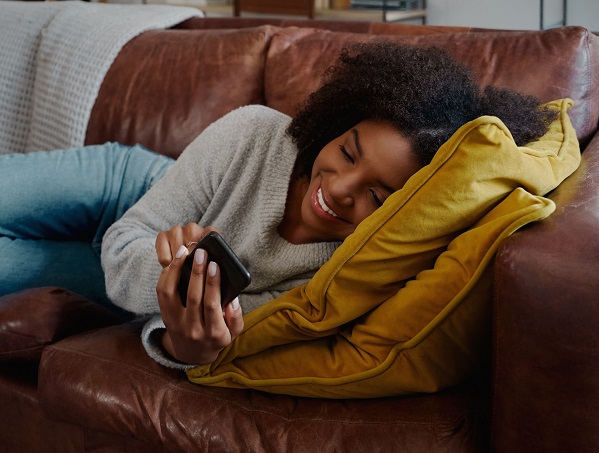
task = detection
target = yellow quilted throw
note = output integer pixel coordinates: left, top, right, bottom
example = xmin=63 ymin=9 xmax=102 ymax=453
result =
xmin=187 ymin=99 xmax=581 ymax=398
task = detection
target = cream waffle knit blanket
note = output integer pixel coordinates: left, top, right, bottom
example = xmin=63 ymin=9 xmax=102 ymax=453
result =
xmin=0 ymin=1 xmax=202 ymax=154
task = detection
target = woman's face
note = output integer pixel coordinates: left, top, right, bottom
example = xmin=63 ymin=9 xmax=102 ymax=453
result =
xmin=298 ymin=120 xmax=421 ymax=243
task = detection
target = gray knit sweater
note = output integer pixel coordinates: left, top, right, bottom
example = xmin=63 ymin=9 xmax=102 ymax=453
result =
xmin=101 ymin=105 xmax=339 ymax=369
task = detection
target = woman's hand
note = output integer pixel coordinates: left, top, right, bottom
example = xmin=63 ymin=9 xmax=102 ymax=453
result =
xmin=155 ymin=224 xmax=244 ymax=365
xmin=155 ymin=223 xmax=220 ymax=268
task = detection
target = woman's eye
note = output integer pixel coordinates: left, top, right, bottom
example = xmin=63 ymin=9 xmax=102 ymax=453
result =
xmin=370 ymin=189 xmax=384 ymax=208
xmin=338 ymin=145 xmax=354 ymax=164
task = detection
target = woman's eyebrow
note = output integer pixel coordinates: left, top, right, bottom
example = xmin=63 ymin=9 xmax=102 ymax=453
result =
xmin=353 ymin=128 xmax=396 ymax=194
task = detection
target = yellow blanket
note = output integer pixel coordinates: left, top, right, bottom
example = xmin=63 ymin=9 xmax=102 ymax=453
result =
xmin=187 ymin=99 xmax=581 ymax=398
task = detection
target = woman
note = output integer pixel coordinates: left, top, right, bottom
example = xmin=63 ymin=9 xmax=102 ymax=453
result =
xmin=0 ymin=43 xmax=556 ymax=368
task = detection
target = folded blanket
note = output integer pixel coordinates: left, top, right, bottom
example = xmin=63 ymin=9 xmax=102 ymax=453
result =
xmin=0 ymin=1 xmax=202 ymax=154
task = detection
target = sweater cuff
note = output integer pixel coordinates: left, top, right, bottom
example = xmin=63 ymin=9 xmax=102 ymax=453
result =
xmin=141 ymin=315 xmax=196 ymax=371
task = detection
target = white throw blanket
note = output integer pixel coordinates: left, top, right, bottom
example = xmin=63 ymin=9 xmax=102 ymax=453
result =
xmin=0 ymin=1 xmax=203 ymax=154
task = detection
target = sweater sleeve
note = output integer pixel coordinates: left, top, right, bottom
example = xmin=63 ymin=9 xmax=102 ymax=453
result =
xmin=141 ymin=315 xmax=196 ymax=370
xmin=101 ymin=106 xmax=268 ymax=315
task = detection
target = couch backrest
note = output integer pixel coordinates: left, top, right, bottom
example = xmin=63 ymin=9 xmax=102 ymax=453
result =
xmin=86 ymin=25 xmax=276 ymax=159
xmin=175 ymin=16 xmax=476 ymax=36
xmin=86 ymin=19 xmax=599 ymax=159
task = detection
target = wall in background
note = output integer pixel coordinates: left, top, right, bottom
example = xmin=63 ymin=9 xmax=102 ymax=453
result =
xmin=568 ymin=0 xmax=599 ymax=31
xmin=102 ymin=0 xmax=599 ymax=31
xmin=427 ymin=0 xmax=599 ymax=31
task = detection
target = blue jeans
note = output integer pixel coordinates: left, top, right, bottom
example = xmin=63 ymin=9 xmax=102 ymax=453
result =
xmin=0 ymin=143 xmax=174 ymax=312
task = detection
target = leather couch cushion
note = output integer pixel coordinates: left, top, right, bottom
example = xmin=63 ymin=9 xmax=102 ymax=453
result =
xmin=86 ymin=26 xmax=276 ymax=159
xmin=264 ymin=26 xmax=599 ymax=145
xmin=0 ymin=287 xmax=121 ymax=364
xmin=38 ymin=320 xmax=490 ymax=453
xmin=185 ymin=100 xmax=580 ymax=398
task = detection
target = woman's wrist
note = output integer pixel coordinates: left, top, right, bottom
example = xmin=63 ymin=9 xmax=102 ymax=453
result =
xmin=161 ymin=330 xmax=177 ymax=359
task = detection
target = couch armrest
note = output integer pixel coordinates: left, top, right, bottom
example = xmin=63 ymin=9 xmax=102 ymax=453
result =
xmin=0 ymin=287 xmax=122 ymax=365
xmin=492 ymin=133 xmax=599 ymax=452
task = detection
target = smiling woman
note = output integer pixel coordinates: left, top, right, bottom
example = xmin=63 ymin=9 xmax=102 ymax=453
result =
xmin=280 ymin=120 xmax=420 ymax=244
xmin=136 ymin=43 xmax=557 ymax=367
xmin=0 ymin=42 xmax=558 ymax=370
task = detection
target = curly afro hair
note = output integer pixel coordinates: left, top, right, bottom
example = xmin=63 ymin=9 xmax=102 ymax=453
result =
xmin=288 ymin=42 xmax=557 ymax=178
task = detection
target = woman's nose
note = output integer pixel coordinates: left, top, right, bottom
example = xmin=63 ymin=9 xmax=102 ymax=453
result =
xmin=328 ymin=171 xmax=358 ymax=206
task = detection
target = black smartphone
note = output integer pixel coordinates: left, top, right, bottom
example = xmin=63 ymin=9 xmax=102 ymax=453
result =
xmin=177 ymin=232 xmax=251 ymax=308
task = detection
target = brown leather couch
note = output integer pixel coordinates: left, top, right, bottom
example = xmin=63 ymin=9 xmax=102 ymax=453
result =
xmin=1 ymin=17 xmax=598 ymax=453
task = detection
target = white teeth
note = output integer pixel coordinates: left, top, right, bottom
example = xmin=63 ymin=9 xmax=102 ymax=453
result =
xmin=317 ymin=188 xmax=338 ymax=218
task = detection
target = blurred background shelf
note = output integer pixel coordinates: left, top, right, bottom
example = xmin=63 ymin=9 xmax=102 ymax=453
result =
xmin=191 ymin=0 xmax=426 ymax=23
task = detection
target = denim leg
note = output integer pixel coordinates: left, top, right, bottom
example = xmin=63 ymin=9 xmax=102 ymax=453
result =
xmin=0 ymin=238 xmax=108 ymax=305
xmin=0 ymin=143 xmax=174 ymax=307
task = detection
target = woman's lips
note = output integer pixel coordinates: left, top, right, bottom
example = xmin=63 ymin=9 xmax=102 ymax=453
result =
xmin=311 ymin=184 xmax=346 ymax=223
xmin=317 ymin=188 xmax=338 ymax=217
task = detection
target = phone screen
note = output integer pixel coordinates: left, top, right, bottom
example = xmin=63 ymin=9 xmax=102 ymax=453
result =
xmin=177 ymin=232 xmax=251 ymax=308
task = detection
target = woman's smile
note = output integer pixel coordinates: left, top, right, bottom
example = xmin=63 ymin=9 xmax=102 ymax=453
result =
xmin=311 ymin=184 xmax=346 ymax=223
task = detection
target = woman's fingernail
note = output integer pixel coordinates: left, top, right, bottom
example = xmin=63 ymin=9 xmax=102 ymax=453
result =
xmin=231 ymin=297 xmax=240 ymax=311
xmin=195 ymin=249 xmax=205 ymax=265
xmin=175 ymin=245 xmax=187 ymax=259
xmin=208 ymin=261 xmax=217 ymax=277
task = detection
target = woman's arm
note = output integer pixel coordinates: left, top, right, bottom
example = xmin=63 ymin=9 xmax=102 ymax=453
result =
xmin=102 ymin=106 xmax=288 ymax=315
xmin=101 ymin=112 xmax=242 ymax=315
